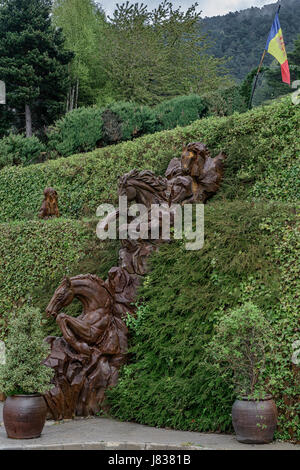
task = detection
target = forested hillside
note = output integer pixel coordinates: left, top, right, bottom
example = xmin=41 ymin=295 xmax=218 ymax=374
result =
xmin=200 ymin=0 xmax=300 ymax=80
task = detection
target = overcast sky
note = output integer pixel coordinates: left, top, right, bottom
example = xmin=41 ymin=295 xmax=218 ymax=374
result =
xmin=98 ymin=0 xmax=278 ymax=18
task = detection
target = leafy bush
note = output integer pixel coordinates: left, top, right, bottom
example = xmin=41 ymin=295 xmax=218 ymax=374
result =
xmin=47 ymin=106 xmax=104 ymax=157
xmin=0 ymin=96 xmax=299 ymax=223
xmin=154 ymin=95 xmax=207 ymax=131
xmin=103 ymin=102 xmax=158 ymax=144
xmin=107 ymin=202 xmax=299 ymax=440
xmin=0 ymin=306 xmax=53 ymax=395
xmin=0 ymin=134 xmax=46 ymax=169
xmin=203 ymin=85 xmax=247 ymax=117
xmin=206 ymin=302 xmax=275 ymax=399
xmin=0 ymin=92 xmax=249 ymax=170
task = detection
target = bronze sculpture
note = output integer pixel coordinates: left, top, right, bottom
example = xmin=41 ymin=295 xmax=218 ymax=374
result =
xmin=44 ymin=143 xmax=226 ymax=419
xmin=181 ymin=143 xmax=226 ymax=202
xmin=39 ymin=187 xmax=60 ymax=219
xmin=44 ymin=274 xmax=128 ymax=419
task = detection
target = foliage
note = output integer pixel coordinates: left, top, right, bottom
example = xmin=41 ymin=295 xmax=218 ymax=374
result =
xmin=0 ymin=218 xmax=119 ymax=339
xmin=0 ymin=96 xmax=299 ymax=223
xmin=0 ymin=91 xmax=249 ymax=169
xmin=0 ymin=0 xmax=73 ymax=136
xmin=202 ymin=85 xmax=247 ymax=117
xmin=200 ymin=0 xmax=300 ymax=80
xmin=154 ymin=95 xmax=207 ymax=131
xmin=0 ymin=305 xmax=54 ymax=395
xmin=206 ymin=302 xmax=275 ymax=399
xmin=99 ymin=1 xmax=229 ymax=104
xmin=107 ymin=203 xmax=299 ymax=440
xmin=47 ymin=106 xmax=104 ymax=157
xmin=0 ymin=134 xmax=46 ymax=169
xmin=52 ymin=0 xmax=106 ymax=107
xmin=103 ymin=102 xmax=158 ymax=144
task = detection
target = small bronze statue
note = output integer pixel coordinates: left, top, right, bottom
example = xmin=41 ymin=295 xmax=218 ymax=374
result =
xmin=39 ymin=187 xmax=60 ymax=219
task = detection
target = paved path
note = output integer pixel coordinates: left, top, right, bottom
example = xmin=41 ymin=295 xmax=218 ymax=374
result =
xmin=0 ymin=403 xmax=299 ymax=450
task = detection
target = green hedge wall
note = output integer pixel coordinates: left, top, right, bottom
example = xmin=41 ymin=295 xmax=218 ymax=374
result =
xmin=0 ymin=97 xmax=299 ymax=223
xmin=0 ymin=218 xmax=119 ymax=338
xmin=107 ymin=201 xmax=300 ymax=441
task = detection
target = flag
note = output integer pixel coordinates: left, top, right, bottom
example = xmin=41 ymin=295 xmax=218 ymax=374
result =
xmin=265 ymin=12 xmax=290 ymax=85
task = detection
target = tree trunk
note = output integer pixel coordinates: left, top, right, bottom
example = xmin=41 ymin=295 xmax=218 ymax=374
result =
xmin=25 ymin=104 xmax=32 ymax=137
xmin=75 ymin=79 xmax=79 ymax=109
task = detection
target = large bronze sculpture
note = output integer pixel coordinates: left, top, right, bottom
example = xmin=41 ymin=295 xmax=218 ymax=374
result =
xmin=44 ymin=143 xmax=226 ymax=419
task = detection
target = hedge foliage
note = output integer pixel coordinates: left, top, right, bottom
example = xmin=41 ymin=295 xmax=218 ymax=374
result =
xmin=0 ymin=134 xmax=46 ymax=170
xmin=47 ymin=107 xmax=104 ymax=157
xmin=0 ymin=96 xmax=299 ymax=223
xmin=107 ymin=201 xmax=300 ymax=441
xmin=0 ymin=96 xmax=299 ymax=440
xmin=0 ymin=89 xmax=245 ymax=165
xmin=0 ymin=218 xmax=119 ymax=339
xmin=154 ymin=95 xmax=208 ymax=131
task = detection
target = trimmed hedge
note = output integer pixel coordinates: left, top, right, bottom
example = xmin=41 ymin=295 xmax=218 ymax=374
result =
xmin=107 ymin=201 xmax=300 ymax=441
xmin=0 ymin=96 xmax=299 ymax=223
xmin=0 ymin=218 xmax=119 ymax=338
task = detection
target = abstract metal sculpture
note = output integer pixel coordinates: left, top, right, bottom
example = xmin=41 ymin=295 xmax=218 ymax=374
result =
xmin=39 ymin=187 xmax=60 ymax=219
xmin=44 ymin=143 xmax=226 ymax=419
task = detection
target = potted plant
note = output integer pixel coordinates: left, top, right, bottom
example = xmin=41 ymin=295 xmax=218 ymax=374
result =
xmin=0 ymin=306 xmax=53 ymax=439
xmin=208 ymin=302 xmax=277 ymax=444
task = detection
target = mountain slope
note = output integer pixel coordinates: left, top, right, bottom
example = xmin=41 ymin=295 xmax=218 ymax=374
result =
xmin=200 ymin=0 xmax=300 ymax=80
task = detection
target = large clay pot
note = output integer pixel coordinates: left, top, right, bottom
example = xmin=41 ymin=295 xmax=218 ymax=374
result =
xmin=3 ymin=394 xmax=47 ymax=439
xmin=232 ymin=396 xmax=278 ymax=444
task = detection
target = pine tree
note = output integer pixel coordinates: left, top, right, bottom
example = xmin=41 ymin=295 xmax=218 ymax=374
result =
xmin=0 ymin=0 xmax=73 ymax=137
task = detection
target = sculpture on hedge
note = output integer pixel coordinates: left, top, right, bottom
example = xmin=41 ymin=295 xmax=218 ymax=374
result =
xmin=44 ymin=142 xmax=226 ymax=419
xmin=44 ymin=274 xmax=128 ymax=419
xmin=181 ymin=142 xmax=226 ymax=202
xmin=39 ymin=187 xmax=60 ymax=219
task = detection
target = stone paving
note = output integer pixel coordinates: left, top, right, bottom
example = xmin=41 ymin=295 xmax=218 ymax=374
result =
xmin=0 ymin=403 xmax=299 ymax=450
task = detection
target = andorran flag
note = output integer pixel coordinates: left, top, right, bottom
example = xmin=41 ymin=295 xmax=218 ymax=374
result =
xmin=265 ymin=12 xmax=290 ymax=85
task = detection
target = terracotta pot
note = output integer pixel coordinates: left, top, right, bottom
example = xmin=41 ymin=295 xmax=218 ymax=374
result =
xmin=232 ymin=396 xmax=278 ymax=444
xmin=3 ymin=394 xmax=47 ymax=439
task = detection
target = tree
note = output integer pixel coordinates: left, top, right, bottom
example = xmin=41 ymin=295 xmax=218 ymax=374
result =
xmin=0 ymin=0 xmax=73 ymax=137
xmin=99 ymin=1 xmax=230 ymax=105
xmin=52 ymin=0 xmax=106 ymax=109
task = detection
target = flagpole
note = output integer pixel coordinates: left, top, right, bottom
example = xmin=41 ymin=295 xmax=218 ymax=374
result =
xmin=248 ymin=3 xmax=282 ymax=109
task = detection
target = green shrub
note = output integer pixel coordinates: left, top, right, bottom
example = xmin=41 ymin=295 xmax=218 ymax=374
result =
xmin=206 ymin=302 xmax=275 ymax=399
xmin=203 ymin=85 xmax=247 ymax=117
xmin=47 ymin=106 xmax=104 ymax=157
xmin=0 ymin=306 xmax=53 ymax=395
xmin=154 ymin=94 xmax=207 ymax=131
xmin=107 ymin=202 xmax=299 ymax=440
xmin=103 ymin=102 xmax=158 ymax=144
xmin=0 ymin=133 xmax=46 ymax=170
xmin=0 ymin=97 xmax=299 ymax=223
